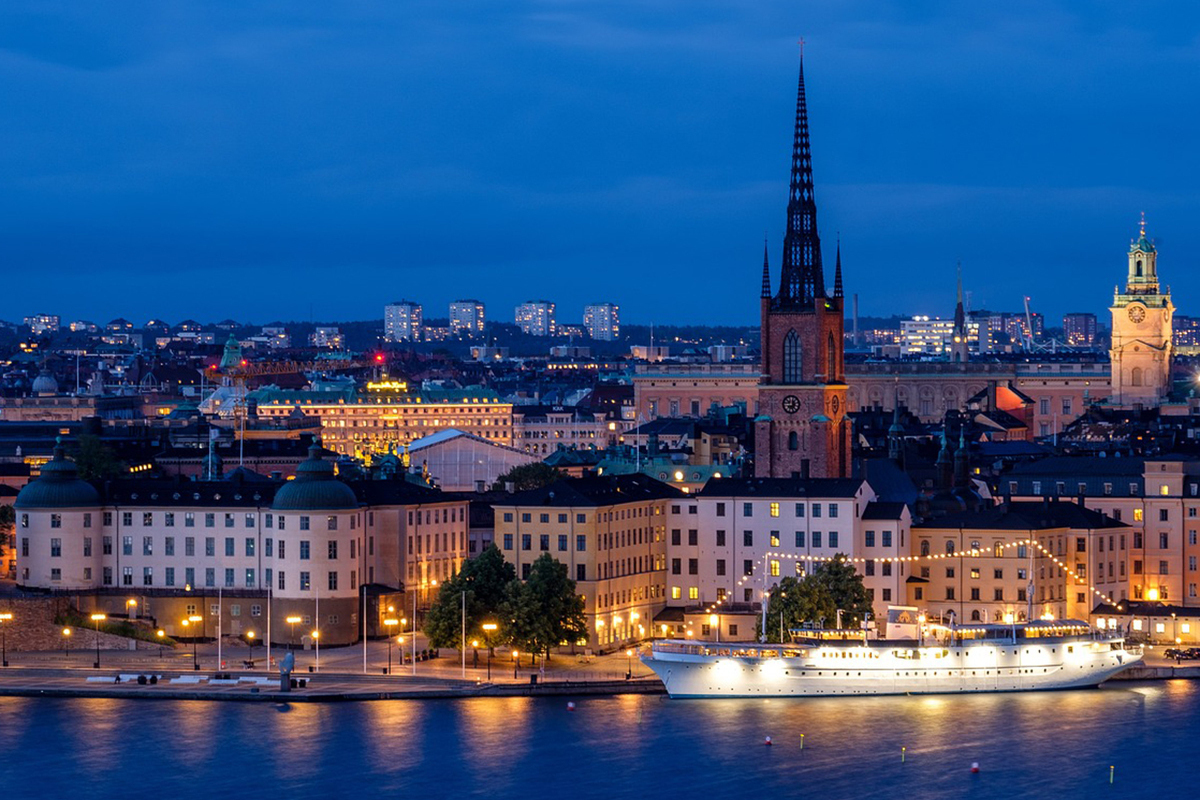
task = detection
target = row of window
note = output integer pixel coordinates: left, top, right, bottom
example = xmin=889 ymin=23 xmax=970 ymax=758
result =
xmin=714 ymin=501 xmax=841 ymax=519
xmin=34 ymin=536 xmax=356 ymax=561
xmin=26 ymin=512 xmax=357 ymax=531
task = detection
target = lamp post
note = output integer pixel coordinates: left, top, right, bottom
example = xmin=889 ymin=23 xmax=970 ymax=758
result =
xmin=383 ymin=618 xmax=398 ymax=674
xmin=187 ymin=614 xmax=202 ymax=670
xmin=312 ymin=630 xmax=320 ymax=672
xmin=471 ymin=640 xmax=479 ymax=669
xmin=512 ymin=649 xmax=519 ymax=680
xmin=156 ymin=629 xmax=165 ymax=659
xmin=63 ymin=627 xmax=71 ymax=660
xmin=482 ymin=622 xmax=497 ymax=680
xmin=126 ymin=598 xmax=137 ymax=620
xmin=286 ymin=615 xmax=302 ymax=650
xmin=0 ymin=612 xmax=12 ymax=667
xmin=90 ymin=613 xmax=106 ymax=669
xmin=245 ymin=631 xmax=255 ymax=665
xmin=625 ymin=648 xmax=633 ymax=679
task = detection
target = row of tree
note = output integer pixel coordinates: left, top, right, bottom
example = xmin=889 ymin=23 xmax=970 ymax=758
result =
xmin=422 ymin=546 xmax=587 ymax=660
xmin=757 ymin=557 xmax=875 ymax=643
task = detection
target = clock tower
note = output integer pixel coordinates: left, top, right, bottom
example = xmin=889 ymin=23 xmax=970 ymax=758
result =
xmin=1109 ymin=217 xmax=1173 ymax=408
xmin=754 ymin=57 xmax=850 ymax=479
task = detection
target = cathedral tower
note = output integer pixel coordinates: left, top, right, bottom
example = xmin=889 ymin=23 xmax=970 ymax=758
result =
xmin=755 ymin=57 xmax=850 ymax=479
xmin=1109 ymin=216 xmax=1173 ymax=407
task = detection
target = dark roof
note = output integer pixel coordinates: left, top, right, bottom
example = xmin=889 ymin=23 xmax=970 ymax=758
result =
xmin=1008 ymin=456 xmax=1146 ymax=477
xmin=104 ymin=480 xmax=276 ymax=507
xmin=272 ymin=444 xmax=358 ymax=511
xmin=500 ymin=474 xmax=683 ymax=508
xmin=697 ymin=477 xmax=864 ymax=499
xmin=14 ymin=445 xmax=101 ymax=509
xmin=914 ymin=500 xmax=1126 ymax=532
xmin=862 ymin=501 xmax=907 ymax=521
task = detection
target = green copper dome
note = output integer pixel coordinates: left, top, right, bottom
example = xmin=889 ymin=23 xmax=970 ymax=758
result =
xmin=15 ymin=441 xmax=101 ymax=509
xmin=1129 ymin=233 xmax=1155 ymax=254
xmin=271 ymin=442 xmax=358 ymax=511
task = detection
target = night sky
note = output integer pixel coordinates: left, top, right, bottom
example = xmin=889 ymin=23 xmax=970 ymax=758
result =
xmin=2 ymin=2 xmax=1198 ymax=328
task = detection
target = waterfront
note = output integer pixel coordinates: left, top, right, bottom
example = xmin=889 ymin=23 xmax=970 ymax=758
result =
xmin=0 ymin=681 xmax=1194 ymax=799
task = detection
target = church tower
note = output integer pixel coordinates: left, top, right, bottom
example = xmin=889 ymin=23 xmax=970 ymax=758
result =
xmin=949 ymin=265 xmax=970 ymax=363
xmin=755 ymin=56 xmax=850 ymax=479
xmin=1109 ymin=216 xmax=1173 ymax=407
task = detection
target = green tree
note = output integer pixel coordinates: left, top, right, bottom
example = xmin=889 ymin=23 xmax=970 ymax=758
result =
xmin=73 ymin=434 xmax=126 ymax=480
xmin=0 ymin=504 xmax=12 ymax=562
xmin=494 ymin=463 xmax=563 ymax=491
xmin=501 ymin=554 xmax=587 ymax=662
xmin=812 ymin=555 xmax=875 ymax=628
xmin=422 ymin=545 xmax=517 ymax=649
xmin=758 ymin=575 xmax=837 ymax=643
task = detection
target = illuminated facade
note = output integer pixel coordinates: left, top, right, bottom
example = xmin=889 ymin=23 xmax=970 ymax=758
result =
xmin=384 ymin=301 xmax=423 ymax=342
xmin=253 ymin=386 xmax=513 ymax=459
xmin=515 ymin=300 xmax=556 ymax=337
xmin=1063 ymin=313 xmax=1098 ymax=347
xmin=492 ymin=474 xmax=680 ymax=649
xmin=448 ymin=300 xmax=485 ymax=336
xmin=583 ymin=303 xmax=620 ymax=341
xmin=1110 ymin=219 xmax=1173 ymax=407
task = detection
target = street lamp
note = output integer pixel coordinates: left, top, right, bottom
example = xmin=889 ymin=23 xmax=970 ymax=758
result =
xmin=126 ymin=598 xmax=137 ymax=619
xmin=383 ymin=618 xmax=399 ymax=674
xmin=626 ymin=648 xmax=634 ymax=679
xmin=156 ymin=629 xmax=165 ymax=659
xmin=244 ymin=630 xmax=256 ymax=665
xmin=471 ymin=639 xmax=480 ymax=669
xmin=90 ymin=613 xmax=106 ymax=669
xmin=286 ymin=615 xmax=302 ymax=650
xmin=186 ymin=614 xmax=202 ymax=670
xmin=0 ymin=612 xmax=12 ymax=667
xmin=312 ymin=630 xmax=320 ymax=672
xmin=482 ymin=622 xmax=498 ymax=680
xmin=62 ymin=627 xmax=71 ymax=660
xmin=512 ymin=649 xmax=519 ymax=680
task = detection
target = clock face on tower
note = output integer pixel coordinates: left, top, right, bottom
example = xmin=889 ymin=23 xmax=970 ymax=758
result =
xmin=830 ymin=395 xmax=840 ymax=415
xmin=781 ymin=395 xmax=801 ymax=414
xmin=1127 ymin=305 xmax=1146 ymax=323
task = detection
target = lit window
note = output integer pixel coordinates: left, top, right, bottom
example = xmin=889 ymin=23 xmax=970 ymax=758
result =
xmin=1134 ymin=509 xmax=1143 ymax=522
xmin=769 ymin=502 xmax=780 ymax=518
xmin=671 ymin=587 xmax=681 ymax=599
xmin=687 ymin=587 xmax=698 ymax=600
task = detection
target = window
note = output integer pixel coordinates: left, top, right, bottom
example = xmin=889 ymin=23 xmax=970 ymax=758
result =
xmin=142 ymin=567 xmax=153 ymax=586
xmin=539 ymin=514 xmax=549 ymax=524
xmin=83 ymin=513 xmax=92 ymax=528
xmin=328 ymin=571 xmax=338 ymax=591
xmin=557 ymin=513 xmax=567 ymax=524
xmin=204 ymin=513 xmax=215 ymax=528
xmin=299 ymin=540 xmax=311 ymax=560
xmin=122 ymin=566 xmax=133 ymax=586
xmin=246 ymin=538 xmax=255 ymax=557
xmin=829 ymin=532 xmax=839 ymax=548
xmin=225 ymin=537 xmax=235 ymax=557
xmin=122 ymin=536 xmax=133 ymax=556
xmin=162 ymin=512 xmax=174 ymax=527
xmin=521 ymin=534 xmax=531 ymax=551
xmin=670 ymin=587 xmax=681 ymax=600
xmin=50 ymin=538 xmax=61 ymax=557
xmin=185 ymin=567 xmax=195 ymax=588
xmin=882 ymin=531 xmax=892 ymax=548
xmin=576 ymin=564 xmax=586 ymax=582
xmin=576 ymin=514 xmax=586 ymax=523
xmin=166 ymin=567 xmax=175 ymax=587
xmin=743 ymin=530 xmax=753 ymax=547
xmin=812 ymin=532 xmax=822 ymax=548
xmin=882 ymin=562 xmax=892 ymax=577
xmin=143 ymin=536 xmax=153 ymax=556
xmin=795 ymin=531 xmax=805 ymax=548
xmin=795 ymin=503 xmax=805 ymax=517
xmin=1160 ymin=533 xmax=1169 ymax=549
xmin=1076 ymin=537 xmax=1086 ymax=552
xmin=300 ymin=516 xmax=310 ymax=530
xmin=671 ymin=529 xmax=681 ymax=546
xmin=716 ymin=530 xmax=726 ymax=547
xmin=576 ymin=535 xmax=586 ymax=552
xmin=769 ymin=502 xmax=780 ymax=518
xmin=688 ymin=587 xmax=699 ymax=600
xmin=102 ymin=511 xmax=112 ymax=526
xmin=122 ymin=512 xmax=133 ymax=527
xmin=783 ymin=328 xmax=803 ymax=383
xmin=224 ymin=568 xmax=235 ymax=588
xmin=716 ymin=559 xmax=726 ymax=576
xmin=300 ymin=572 xmax=311 ymax=590
xmin=521 ymin=513 xmax=531 ymax=523
xmin=865 ymin=530 xmax=875 ymax=548
xmin=1134 ymin=509 xmax=1144 ymax=522
xmin=744 ymin=560 xmax=754 ymax=576
xmin=185 ymin=536 xmax=195 ymax=557
xmin=743 ymin=503 xmax=753 ymax=518
xmin=328 ymin=541 xmax=338 ymax=559
xmin=205 ymin=537 xmax=215 ymax=557
xmin=539 ymin=535 xmax=549 ymax=551
xmin=671 ymin=559 xmax=681 ymax=575
xmin=689 ymin=559 xmax=698 ymax=575
xmin=327 ymin=515 xmax=338 ymax=531
xmin=865 ymin=560 xmax=875 ymax=576
xmin=829 ymin=504 xmax=838 ymax=518
xmin=716 ymin=502 xmax=726 ymax=517
xmin=503 ymin=534 xmax=513 ymax=550
xmin=503 ymin=512 xmax=513 ymax=523
xmin=812 ymin=504 xmax=822 ymax=518
xmin=83 ymin=537 xmax=92 ymax=557
xmin=769 ymin=560 xmax=780 ymax=577
xmin=558 ymin=535 xmax=567 ymax=552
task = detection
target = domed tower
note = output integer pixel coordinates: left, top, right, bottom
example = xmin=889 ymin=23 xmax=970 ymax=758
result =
xmin=31 ymin=367 xmax=59 ymax=397
xmin=14 ymin=439 xmax=102 ymax=589
xmin=269 ymin=441 xmax=362 ymax=645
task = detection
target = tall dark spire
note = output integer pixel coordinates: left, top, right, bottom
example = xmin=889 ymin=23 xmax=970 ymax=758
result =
xmin=953 ymin=262 xmax=965 ymax=334
xmin=833 ymin=236 xmax=843 ymax=299
xmin=776 ymin=55 xmax=825 ymax=309
xmin=761 ymin=238 xmax=771 ymax=298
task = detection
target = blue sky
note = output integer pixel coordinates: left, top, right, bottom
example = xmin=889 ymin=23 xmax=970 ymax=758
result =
xmin=2 ymin=1 xmax=1199 ymax=327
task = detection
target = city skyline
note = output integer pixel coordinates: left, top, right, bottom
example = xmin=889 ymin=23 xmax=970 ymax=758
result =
xmin=3 ymin=4 xmax=1199 ymax=325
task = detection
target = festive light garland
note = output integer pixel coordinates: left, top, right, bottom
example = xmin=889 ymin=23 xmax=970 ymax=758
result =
xmin=695 ymin=538 xmax=1116 ymax=617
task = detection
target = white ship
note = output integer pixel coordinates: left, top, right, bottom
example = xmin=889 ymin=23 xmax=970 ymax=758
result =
xmin=642 ymin=613 xmax=1142 ymax=698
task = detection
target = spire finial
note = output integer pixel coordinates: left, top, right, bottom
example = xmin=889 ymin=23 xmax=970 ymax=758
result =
xmin=777 ymin=48 xmax=825 ymax=308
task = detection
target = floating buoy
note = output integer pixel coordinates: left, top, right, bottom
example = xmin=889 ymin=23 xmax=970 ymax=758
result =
xmin=566 ymin=702 xmax=576 ymax=712
xmin=970 ymin=762 xmax=980 ymax=774
xmin=764 ymin=736 xmax=773 ymax=746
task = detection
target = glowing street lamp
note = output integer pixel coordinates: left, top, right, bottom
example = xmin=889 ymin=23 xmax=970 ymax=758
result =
xmin=312 ymin=630 xmax=320 ymax=672
xmin=244 ymin=630 xmax=256 ymax=665
xmin=126 ymin=598 xmax=137 ymax=619
xmin=482 ymin=622 xmax=498 ymax=679
xmin=0 ymin=612 xmax=12 ymax=667
xmin=512 ymin=649 xmax=519 ymax=680
xmin=186 ymin=614 xmax=203 ymax=670
xmin=156 ymin=629 xmax=165 ymax=659
xmin=62 ymin=627 xmax=72 ymax=660
xmin=90 ymin=613 xmax=106 ymax=668
xmin=286 ymin=615 xmax=302 ymax=650
xmin=625 ymin=648 xmax=634 ymax=679
xmin=384 ymin=618 xmax=399 ymax=674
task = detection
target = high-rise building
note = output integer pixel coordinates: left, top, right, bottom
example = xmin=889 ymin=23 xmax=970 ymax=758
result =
xmin=1062 ymin=313 xmax=1098 ymax=347
xmin=310 ymin=326 xmax=345 ymax=349
xmin=449 ymin=300 xmax=485 ymax=336
xmin=384 ymin=301 xmax=423 ymax=342
xmin=1110 ymin=218 xmax=1173 ymax=406
xmin=23 ymin=314 xmax=60 ymax=336
xmin=583 ymin=303 xmax=620 ymax=341
xmin=515 ymin=300 xmax=556 ymax=337
xmin=754 ymin=57 xmax=850 ymax=480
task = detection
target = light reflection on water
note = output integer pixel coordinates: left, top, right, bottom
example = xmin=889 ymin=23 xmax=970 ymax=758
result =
xmin=0 ymin=683 xmax=1193 ymax=799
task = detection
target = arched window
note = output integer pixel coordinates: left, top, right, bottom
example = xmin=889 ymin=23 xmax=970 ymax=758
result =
xmin=1136 ymin=260 xmax=1143 ymax=277
xmin=970 ymin=610 xmax=981 ymax=622
xmin=788 ymin=431 xmax=799 ymax=451
xmin=827 ymin=333 xmax=836 ymax=378
xmin=783 ymin=330 xmax=802 ymax=383
xmin=945 ymin=540 xmax=956 ymax=554
xmin=920 ymin=540 xmax=930 ymax=557
xmin=1131 ymin=367 xmax=1143 ymax=387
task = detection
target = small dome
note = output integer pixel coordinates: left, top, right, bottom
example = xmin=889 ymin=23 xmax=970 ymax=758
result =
xmin=31 ymin=368 xmax=58 ymax=396
xmin=15 ymin=441 xmax=100 ymax=509
xmin=272 ymin=442 xmax=358 ymax=511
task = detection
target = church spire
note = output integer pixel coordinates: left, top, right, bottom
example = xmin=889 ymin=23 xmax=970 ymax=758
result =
xmin=833 ymin=236 xmax=843 ymax=299
xmin=776 ymin=54 xmax=825 ymax=309
xmin=761 ymin=238 xmax=771 ymax=298
xmin=953 ymin=262 xmax=965 ymax=333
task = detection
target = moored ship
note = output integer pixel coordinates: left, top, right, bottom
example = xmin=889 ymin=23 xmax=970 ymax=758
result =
xmin=642 ymin=617 xmax=1141 ymax=698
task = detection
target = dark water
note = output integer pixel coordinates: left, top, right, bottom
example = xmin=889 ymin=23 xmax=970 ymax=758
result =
xmin=1 ymin=682 xmax=1193 ymax=799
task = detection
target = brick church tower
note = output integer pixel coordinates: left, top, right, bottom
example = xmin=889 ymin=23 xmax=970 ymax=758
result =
xmin=754 ymin=57 xmax=850 ymax=479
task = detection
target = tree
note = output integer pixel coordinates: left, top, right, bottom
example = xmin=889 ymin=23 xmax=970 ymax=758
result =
xmin=501 ymin=554 xmax=587 ymax=662
xmin=758 ymin=575 xmax=837 ymax=643
xmin=494 ymin=463 xmax=563 ymax=492
xmin=0 ymin=505 xmax=12 ymax=562
xmin=72 ymin=434 xmax=125 ymax=480
xmin=422 ymin=545 xmax=516 ymax=649
xmin=813 ymin=555 xmax=875 ymax=628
